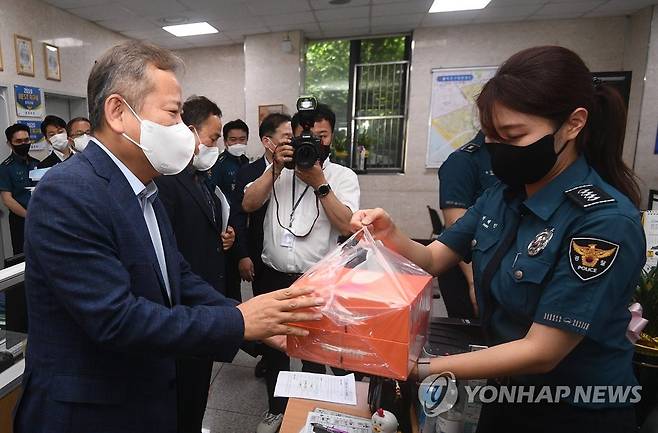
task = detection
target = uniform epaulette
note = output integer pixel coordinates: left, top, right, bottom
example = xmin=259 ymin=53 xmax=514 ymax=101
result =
xmin=564 ymin=184 xmax=616 ymax=209
xmin=2 ymin=155 xmax=14 ymax=165
xmin=217 ymin=154 xmax=227 ymax=163
xmin=459 ymin=141 xmax=480 ymax=153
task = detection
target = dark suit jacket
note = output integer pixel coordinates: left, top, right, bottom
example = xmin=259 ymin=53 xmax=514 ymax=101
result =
xmin=36 ymin=151 xmax=68 ymax=169
xmin=14 ymin=142 xmax=244 ymax=433
xmin=155 ymin=167 xmax=226 ymax=294
xmin=231 ymin=157 xmax=268 ymax=265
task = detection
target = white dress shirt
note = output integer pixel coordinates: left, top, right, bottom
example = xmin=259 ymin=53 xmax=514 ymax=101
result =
xmin=92 ymin=138 xmax=171 ymax=301
xmin=260 ymin=159 xmax=360 ymax=273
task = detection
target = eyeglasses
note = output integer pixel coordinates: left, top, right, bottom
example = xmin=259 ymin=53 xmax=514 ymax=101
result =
xmin=12 ymin=139 xmax=32 ymax=145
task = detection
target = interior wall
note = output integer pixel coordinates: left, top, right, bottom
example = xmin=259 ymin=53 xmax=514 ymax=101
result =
xmin=0 ymin=0 xmax=127 ymax=121
xmin=368 ymin=15 xmax=643 ymax=238
xmin=175 ymin=44 xmax=246 ymax=141
xmin=243 ymin=31 xmax=303 ymax=157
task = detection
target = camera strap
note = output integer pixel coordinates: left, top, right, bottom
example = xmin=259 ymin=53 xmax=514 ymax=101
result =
xmin=289 ymin=177 xmax=310 ymax=227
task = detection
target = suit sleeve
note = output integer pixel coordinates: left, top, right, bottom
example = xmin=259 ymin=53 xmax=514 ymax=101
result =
xmin=26 ymin=175 xmax=245 ymax=360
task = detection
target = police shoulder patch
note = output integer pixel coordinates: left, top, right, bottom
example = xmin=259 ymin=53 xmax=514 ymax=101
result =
xmin=569 ymin=237 xmax=619 ymax=281
xmin=459 ymin=142 xmax=480 ymax=153
xmin=564 ymin=184 xmax=615 ymax=209
xmin=2 ymin=155 xmax=14 ymax=165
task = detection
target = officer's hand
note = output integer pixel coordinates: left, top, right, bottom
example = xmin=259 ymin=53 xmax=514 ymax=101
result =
xmin=239 ymin=257 xmax=255 ymax=282
xmin=350 ymin=208 xmax=396 ymax=240
xmin=221 ymin=226 xmax=235 ymax=250
xmin=469 ymin=283 xmax=479 ymax=317
xmin=294 ymin=161 xmax=326 ymax=189
xmin=236 ymin=286 xmax=325 ymax=341
xmin=273 ymin=142 xmax=294 ymax=171
xmin=263 ymin=335 xmax=287 ymax=352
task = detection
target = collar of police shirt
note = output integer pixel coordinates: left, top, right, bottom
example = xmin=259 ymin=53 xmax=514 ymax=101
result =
xmin=260 ymin=158 xmax=360 ymax=274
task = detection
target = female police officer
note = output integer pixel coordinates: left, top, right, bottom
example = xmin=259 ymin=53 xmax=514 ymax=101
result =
xmin=351 ymin=46 xmax=644 ymax=433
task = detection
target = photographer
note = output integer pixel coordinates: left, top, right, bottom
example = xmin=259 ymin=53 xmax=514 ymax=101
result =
xmin=243 ymin=103 xmax=360 ymax=433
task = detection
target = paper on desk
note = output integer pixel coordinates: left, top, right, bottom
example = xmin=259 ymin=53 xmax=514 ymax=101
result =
xmin=274 ymin=372 xmax=357 ymax=405
xmin=302 ymin=409 xmax=371 ymax=433
xmin=214 ymin=186 xmax=230 ymax=233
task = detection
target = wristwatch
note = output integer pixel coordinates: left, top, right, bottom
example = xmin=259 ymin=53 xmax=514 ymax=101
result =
xmin=314 ymin=183 xmax=331 ymax=197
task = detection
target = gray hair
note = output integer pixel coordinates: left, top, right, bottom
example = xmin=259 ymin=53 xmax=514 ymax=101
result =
xmin=87 ymin=41 xmax=184 ymax=130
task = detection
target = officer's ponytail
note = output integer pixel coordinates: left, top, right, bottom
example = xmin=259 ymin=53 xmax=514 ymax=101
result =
xmin=477 ymin=46 xmax=641 ymax=207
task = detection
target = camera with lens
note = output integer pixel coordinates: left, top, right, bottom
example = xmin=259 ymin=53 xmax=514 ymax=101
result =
xmin=286 ymin=96 xmax=323 ymax=170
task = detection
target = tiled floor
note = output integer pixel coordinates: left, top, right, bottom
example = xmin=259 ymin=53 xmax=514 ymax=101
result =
xmin=201 ymin=280 xmax=447 ymax=433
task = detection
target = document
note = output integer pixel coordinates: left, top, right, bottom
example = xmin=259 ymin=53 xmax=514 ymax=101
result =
xmin=274 ymin=371 xmax=357 ymax=405
xmin=214 ymin=186 xmax=230 ymax=233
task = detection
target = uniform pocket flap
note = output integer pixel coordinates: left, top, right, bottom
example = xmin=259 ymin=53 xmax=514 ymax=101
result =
xmin=507 ymin=256 xmax=553 ymax=284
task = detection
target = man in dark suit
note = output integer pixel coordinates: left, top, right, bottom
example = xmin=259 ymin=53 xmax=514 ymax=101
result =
xmin=14 ymin=41 xmax=323 ymax=433
xmin=155 ymin=95 xmax=235 ymax=433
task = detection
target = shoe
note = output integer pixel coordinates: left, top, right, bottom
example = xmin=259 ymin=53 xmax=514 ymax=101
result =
xmin=254 ymin=357 xmax=267 ymax=378
xmin=256 ymin=411 xmax=283 ymax=433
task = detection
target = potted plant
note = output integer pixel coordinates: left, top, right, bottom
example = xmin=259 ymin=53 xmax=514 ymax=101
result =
xmin=632 ymin=265 xmax=658 ymax=427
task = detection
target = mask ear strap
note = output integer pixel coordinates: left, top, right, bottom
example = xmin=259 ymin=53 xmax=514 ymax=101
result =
xmin=121 ymin=98 xmax=143 ymax=122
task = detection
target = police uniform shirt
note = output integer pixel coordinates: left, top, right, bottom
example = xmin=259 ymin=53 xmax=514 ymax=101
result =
xmin=261 ymin=159 xmax=360 ymax=274
xmin=209 ymin=150 xmax=249 ymax=198
xmin=438 ymin=132 xmax=498 ymax=209
xmin=0 ymin=153 xmax=39 ymax=210
xmin=438 ymin=155 xmax=645 ymax=407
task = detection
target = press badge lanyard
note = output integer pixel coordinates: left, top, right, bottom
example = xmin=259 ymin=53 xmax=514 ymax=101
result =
xmin=289 ymin=178 xmax=310 ymax=227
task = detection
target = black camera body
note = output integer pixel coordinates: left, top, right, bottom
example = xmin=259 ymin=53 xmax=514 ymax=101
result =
xmin=285 ymin=96 xmax=323 ymax=170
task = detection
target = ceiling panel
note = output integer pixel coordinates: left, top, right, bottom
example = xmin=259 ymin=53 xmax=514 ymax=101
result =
xmin=50 ymin=0 xmax=656 ymax=49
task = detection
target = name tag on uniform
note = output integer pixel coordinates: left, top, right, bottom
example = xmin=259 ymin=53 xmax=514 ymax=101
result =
xmin=280 ymin=231 xmax=295 ymax=248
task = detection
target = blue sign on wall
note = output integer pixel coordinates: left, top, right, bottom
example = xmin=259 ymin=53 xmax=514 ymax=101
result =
xmin=437 ymin=74 xmax=474 ymax=82
xmin=14 ymin=85 xmax=45 ymax=118
xmin=16 ymin=120 xmax=43 ymax=143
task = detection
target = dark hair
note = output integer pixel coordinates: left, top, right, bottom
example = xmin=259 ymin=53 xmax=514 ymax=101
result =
xmin=181 ymin=95 xmax=222 ymax=129
xmin=223 ymin=119 xmax=249 ymax=140
xmin=66 ymin=117 xmax=91 ymax=135
xmin=40 ymin=115 xmax=66 ymax=137
xmin=5 ymin=124 xmax=30 ymax=142
xmin=87 ymin=41 xmax=183 ymax=130
xmin=291 ymin=112 xmax=301 ymax=132
xmin=477 ymin=45 xmax=640 ymax=207
xmin=259 ymin=113 xmax=292 ymax=139
xmin=312 ymin=103 xmax=336 ymax=132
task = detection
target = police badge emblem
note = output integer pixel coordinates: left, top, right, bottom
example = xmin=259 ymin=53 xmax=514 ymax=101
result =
xmin=569 ymin=237 xmax=619 ymax=281
xmin=527 ymin=228 xmax=554 ymax=257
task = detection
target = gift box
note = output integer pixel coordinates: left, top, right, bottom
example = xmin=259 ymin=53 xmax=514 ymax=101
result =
xmin=287 ymin=229 xmax=433 ymax=380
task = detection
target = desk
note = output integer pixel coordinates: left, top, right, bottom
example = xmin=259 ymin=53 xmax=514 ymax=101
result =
xmin=280 ymin=381 xmax=372 ymax=433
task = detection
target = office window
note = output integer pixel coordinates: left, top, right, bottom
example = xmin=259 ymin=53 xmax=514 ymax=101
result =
xmin=305 ymin=35 xmax=410 ymax=172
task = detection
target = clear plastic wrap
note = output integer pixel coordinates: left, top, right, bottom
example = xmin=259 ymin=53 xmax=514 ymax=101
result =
xmin=287 ymin=228 xmax=433 ymax=380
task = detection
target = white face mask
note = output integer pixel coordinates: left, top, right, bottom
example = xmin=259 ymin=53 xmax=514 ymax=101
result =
xmin=227 ymin=143 xmax=247 ymax=157
xmin=192 ymin=130 xmax=220 ymax=171
xmin=50 ymin=132 xmax=69 ymax=152
xmin=73 ymin=134 xmax=90 ymax=152
xmin=121 ymin=99 xmax=195 ymax=176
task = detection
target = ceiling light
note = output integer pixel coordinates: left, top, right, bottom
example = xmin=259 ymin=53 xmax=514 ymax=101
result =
xmin=162 ymin=22 xmax=218 ymax=37
xmin=429 ymin=0 xmax=491 ymax=13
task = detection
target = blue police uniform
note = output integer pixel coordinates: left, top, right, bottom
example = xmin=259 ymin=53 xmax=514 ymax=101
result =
xmin=437 ymin=132 xmax=499 ymax=319
xmin=0 ymin=152 xmax=39 ymax=254
xmin=439 ymin=131 xmax=498 ymax=210
xmin=439 ymin=156 xmax=644 ymax=412
xmin=209 ymin=150 xmax=249 ymax=198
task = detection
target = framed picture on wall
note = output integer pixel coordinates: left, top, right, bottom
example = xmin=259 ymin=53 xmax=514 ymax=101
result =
xmin=14 ymin=35 xmax=34 ymax=77
xmin=258 ymin=104 xmax=285 ymax=125
xmin=44 ymin=43 xmax=61 ymax=81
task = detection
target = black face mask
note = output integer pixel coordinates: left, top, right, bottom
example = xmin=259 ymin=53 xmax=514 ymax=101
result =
xmin=486 ymin=132 xmax=567 ymax=188
xmin=12 ymin=143 xmax=31 ymax=157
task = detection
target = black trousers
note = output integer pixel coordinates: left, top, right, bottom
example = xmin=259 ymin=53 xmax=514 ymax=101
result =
xmin=176 ymin=358 xmax=214 ymax=433
xmin=437 ymin=265 xmax=476 ymax=319
xmin=9 ymin=212 xmax=24 ymax=255
xmin=225 ymin=250 xmax=242 ymax=302
xmin=260 ymin=265 xmax=332 ymax=415
xmin=476 ymin=399 xmax=636 ymax=433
